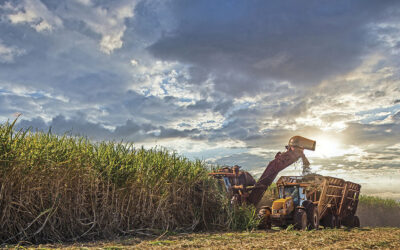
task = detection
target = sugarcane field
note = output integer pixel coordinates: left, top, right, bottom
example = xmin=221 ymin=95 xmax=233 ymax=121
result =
xmin=1 ymin=1 xmax=400 ymax=249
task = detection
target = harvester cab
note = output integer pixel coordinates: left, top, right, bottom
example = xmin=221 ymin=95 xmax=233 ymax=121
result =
xmin=208 ymin=165 xmax=256 ymax=205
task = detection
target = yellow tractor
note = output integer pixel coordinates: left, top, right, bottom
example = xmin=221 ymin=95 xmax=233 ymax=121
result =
xmin=259 ymin=181 xmax=311 ymax=229
xmin=259 ymin=175 xmax=361 ymax=230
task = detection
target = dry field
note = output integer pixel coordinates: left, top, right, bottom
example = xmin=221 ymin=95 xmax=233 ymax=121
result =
xmin=10 ymin=227 xmax=400 ymax=249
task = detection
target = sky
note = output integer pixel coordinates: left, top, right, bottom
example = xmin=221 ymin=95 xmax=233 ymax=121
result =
xmin=1 ymin=0 xmax=400 ymax=200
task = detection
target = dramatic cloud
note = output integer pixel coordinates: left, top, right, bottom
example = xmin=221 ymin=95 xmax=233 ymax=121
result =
xmin=1 ymin=0 xmax=400 ymax=200
xmin=149 ymin=0 xmax=400 ymax=96
xmin=56 ymin=0 xmax=139 ymax=54
xmin=3 ymin=0 xmax=63 ymax=32
xmin=0 ymin=40 xmax=25 ymax=63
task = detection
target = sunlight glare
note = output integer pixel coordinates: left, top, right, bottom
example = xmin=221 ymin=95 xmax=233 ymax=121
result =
xmin=306 ymin=135 xmax=346 ymax=158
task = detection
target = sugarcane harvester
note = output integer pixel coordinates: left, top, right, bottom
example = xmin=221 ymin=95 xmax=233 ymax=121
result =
xmin=209 ymin=136 xmax=316 ymax=206
xmin=210 ymin=136 xmax=362 ymax=230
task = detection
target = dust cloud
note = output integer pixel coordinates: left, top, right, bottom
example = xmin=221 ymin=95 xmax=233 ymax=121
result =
xmin=357 ymin=203 xmax=400 ymax=227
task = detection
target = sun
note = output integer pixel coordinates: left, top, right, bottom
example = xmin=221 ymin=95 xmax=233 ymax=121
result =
xmin=306 ymin=135 xmax=346 ymax=159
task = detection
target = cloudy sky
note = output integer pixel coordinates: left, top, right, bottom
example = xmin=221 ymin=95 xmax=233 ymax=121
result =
xmin=1 ymin=0 xmax=400 ymax=200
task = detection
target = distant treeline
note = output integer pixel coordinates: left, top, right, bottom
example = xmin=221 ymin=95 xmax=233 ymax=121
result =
xmin=359 ymin=195 xmax=400 ymax=207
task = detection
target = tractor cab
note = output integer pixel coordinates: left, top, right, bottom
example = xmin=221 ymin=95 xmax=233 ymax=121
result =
xmin=269 ymin=182 xmax=307 ymax=225
xmin=278 ymin=184 xmax=306 ymax=207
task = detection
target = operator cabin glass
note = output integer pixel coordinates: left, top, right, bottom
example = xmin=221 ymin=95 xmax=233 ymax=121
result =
xmin=280 ymin=186 xmax=301 ymax=205
xmin=279 ymin=186 xmax=283 ymax=198
xmin=299 ymin=187 xmax=306 ymax=206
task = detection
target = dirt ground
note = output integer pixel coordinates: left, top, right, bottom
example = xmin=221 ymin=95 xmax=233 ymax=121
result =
xmin=11 ymin=227 xmax=400 ymax=249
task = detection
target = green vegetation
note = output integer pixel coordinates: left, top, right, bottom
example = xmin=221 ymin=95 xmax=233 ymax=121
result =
xmin=228 ymin=205 xmax=260 ymax=231
xmin=1 ymin=119 xmax=253 ymax=244
xmin=359 ymin=195 xmax=400 ymax=208
xmin=357 ymin=195 xmax=400 ymax=227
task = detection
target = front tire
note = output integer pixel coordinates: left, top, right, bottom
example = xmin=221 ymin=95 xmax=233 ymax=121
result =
xmin=294 ymin=209 xmax=308 ymax=230
xmin=258 ymin=208 xmax=272 ymax=229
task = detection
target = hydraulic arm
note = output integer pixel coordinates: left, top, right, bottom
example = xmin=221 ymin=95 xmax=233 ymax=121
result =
xmin=247 ymin=136 xmax=315 ymax=205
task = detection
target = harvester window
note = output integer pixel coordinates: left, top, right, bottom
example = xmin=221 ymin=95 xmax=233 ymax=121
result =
xmin=223 ymin=177 xmax=231 ymax=191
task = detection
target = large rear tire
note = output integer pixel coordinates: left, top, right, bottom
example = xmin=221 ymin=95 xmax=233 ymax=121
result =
xmin=294 ymin=209 xmax=308 ymax=230
xmin=335 ymin=216 xmax=341 ymax=228
xmin=322 ymin=212 xmax=337 ymax=229
xmin=343 ymin=215 xmax=359 ymax=228
xmin=353 ymin=216 xmax=360 ymax=228
xmin=306 ymin=204 xmax=320 ymax=230
xmin=302 ymin=200 xmax=312 ymax=208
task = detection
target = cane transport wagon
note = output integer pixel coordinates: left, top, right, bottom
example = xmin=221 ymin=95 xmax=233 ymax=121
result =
xmin=259 ymin=175 xmax=361 ymax=230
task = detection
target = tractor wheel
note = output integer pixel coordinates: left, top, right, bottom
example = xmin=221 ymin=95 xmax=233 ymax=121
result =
xmin=353 ymin=216 xmax=360 ymax=228
xmin=302 ymin=200 xmax=312 ymax=208
xmin=294 ymin=209 xmax=308 ymax=230
xmin=320 ymin=218 xmax=326 ymax=228
xmin=342 ymin=216 xmax=353 ymax=227
xmin=335 ymin=217 xmax=341 ymax=228
xmin=306 ymin=204 xmax=320 ymax=230
xmin=258 ymin=208 xmax=272 ymax=230
xmin=322 ymin=212 xmax=337 ymax=229
xmin=343 ymin=215 xmax=360 ymax=228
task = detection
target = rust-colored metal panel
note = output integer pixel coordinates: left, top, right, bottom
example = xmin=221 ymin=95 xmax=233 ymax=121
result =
xmin=246 ymin=147 xmax=306 ymax=205
xmin=288 ymin=136 xmax=316 ymax=151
